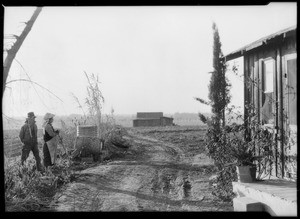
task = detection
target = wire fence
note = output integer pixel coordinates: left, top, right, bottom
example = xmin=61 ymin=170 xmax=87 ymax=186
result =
xmin=4 ymin=137 xmax=43 ymax=158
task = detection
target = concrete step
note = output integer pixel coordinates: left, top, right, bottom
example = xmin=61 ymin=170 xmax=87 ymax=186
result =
xmin=233 ymin=197 xmax=263 ymax=212
xmin=232 ymin=180 xmax=297 ymax=216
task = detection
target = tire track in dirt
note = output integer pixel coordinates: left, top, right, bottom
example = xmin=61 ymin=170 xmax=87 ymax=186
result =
xmin=131 ymin=133 xmax=185 ymax=162
xmin=53 ymin=128 xmax=232 ymax=211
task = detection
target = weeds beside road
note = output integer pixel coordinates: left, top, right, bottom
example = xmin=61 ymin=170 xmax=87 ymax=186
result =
xmin=4 ymin=125 xmax=233 ymax=212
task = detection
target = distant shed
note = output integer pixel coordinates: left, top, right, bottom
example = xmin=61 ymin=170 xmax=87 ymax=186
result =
xmin=133 ymin=112 xmax=174 ymax=127
xmin=137 ymin=112 xmax=163 ymax=119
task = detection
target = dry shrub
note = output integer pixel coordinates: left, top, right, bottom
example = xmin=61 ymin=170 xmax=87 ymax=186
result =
xmin=5 ymin=157 xmax=53 ymax=211
xmin=5 ymin=152 xmax=74 ymax=211
xmin=60 ymin=119 xmax=77 ymax=151
xmin=103 ymin=125 xmax=131 ymax=160
xmin=74 ymin=137 xmax=102 ymax=161
xmin=60 ymin=111 xmax=131 ymax=162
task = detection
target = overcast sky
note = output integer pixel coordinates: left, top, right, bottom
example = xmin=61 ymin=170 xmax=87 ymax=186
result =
xmin=3 ymin=3 xmax=297 ymax=118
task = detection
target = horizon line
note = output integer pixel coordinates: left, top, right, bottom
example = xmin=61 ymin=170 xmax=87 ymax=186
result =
xmin=3 ymin=111 xmax=213 ymax=118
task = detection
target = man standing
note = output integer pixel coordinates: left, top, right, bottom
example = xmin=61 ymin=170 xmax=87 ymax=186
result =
xmin=19 ymin=112 xmax=42 ymax=171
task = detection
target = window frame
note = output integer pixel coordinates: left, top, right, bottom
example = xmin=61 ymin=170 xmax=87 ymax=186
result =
xmin=263 ymin=58 xmax=275 ymax=94
xmin=261 ymin=57 xmax=275 ymax=126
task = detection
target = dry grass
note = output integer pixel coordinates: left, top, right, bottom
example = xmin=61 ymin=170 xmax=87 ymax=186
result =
xmin=4 ymin=123 xmax=77 ymax=212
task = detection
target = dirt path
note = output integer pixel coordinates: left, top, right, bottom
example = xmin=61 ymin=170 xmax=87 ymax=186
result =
xmin=53 ymin=129 xmax=233 ymax=211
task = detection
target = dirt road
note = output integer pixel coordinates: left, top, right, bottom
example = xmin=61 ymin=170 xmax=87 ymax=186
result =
xmin=54 ymin=127 xmax=233 ymax=211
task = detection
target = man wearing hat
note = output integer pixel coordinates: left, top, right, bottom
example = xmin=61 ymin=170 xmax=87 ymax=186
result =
xmin=19 ymin=112 xmax=42 ymax=171
xmin=42 ymin=113 xmax=60 ymax=168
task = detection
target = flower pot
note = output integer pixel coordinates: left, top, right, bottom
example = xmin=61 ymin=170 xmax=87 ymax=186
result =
xmin=236 ymin=165 xmax=256 ymax=183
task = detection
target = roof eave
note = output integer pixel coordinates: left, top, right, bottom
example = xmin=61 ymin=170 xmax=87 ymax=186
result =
xmin=224 ymin=25 xmax=296 ymax=62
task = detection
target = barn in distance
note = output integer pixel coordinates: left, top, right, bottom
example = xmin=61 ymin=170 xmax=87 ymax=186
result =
xmin=133 ymin=112 xmax=174 ymax=127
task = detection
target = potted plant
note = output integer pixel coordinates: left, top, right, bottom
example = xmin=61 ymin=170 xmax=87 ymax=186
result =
xmin=230 ymin=139 xmax=257 ymax=183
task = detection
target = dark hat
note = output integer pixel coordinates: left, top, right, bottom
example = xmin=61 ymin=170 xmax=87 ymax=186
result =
xmin=27 ymin=112 xmax=36 ymax=118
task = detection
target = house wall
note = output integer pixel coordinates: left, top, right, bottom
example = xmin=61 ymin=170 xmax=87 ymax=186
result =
xmin=281 ymin=37 xmax=297 ymax=180
xmin=133 ymin=117 xmax=174 ymax=127
xmin=160 ymin=117 xmax=174 ymax=126
xmin=134 ymin=112 xmax=174 ymax=127
xmin=243 ymin=35 xmax=297 ymax=180
xmin=137 ymin=112 xmax=163 ymax=119
xmin=133 ymin=119 xmax=161 ymax=127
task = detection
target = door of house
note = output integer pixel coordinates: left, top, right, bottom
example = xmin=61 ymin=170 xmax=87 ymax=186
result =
xmin=258 ymin=57 xmax=277 ymax=178
xmin=259 ymin=53 xmax=297 ymax=180
xmin=283 ymin=53 xmax=297 ymax=180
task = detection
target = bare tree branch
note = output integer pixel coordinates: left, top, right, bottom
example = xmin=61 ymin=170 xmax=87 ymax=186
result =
xmin=14 ymin=59 xmax=51 ymax=109
xmin=6 ymin=79 xmax=63 ymax=103
xmin=3 ymin=7 xmax=42 ymax=96
xmin=70 ymin=92 xmax=86 ymax=118
xmin=2 ymin=113 xmax=21 ymax=122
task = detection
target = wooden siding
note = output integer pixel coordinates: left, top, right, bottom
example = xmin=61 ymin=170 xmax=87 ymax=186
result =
xmin=136 ymin=112 xmax=163 ymax=119
xmin=134 ymin=112 xmax=173 ymax=127
xmin=133 ymin=116 xmax=174 ymax=127
xmin=243 ymin=35 xmax=296 ymax=180
xmin=133 ymin=118 xmax=161 ymax=127
xmin=160 ymin=117 xmax=174 ymax=126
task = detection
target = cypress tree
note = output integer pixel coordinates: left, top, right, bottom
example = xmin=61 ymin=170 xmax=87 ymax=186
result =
xmin=208 ymin=22 xmax=231 ymax=129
